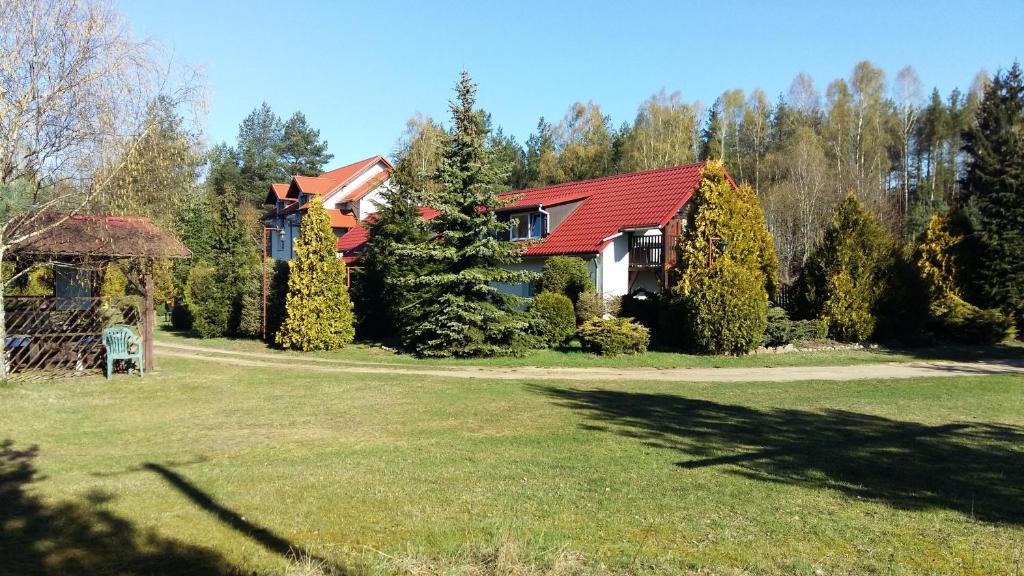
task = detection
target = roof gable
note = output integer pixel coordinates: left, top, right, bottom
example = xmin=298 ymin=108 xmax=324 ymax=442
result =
xmin=272 ymin=155 xmax=393 ymax=202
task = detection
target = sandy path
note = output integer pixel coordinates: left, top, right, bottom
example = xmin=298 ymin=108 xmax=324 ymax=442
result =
xmin=153 ymin=340 xmax=1024 ymax=383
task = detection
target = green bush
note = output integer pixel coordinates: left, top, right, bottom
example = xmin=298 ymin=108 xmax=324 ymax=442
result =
xmin=799 ymin=193 xmax=894 ymax=342
xmin=764 ymin=306 xmax=827 ymax=347
xmin=574 ymin=291 xmax=604 ymax=324
xmin=170 ymin=297 xmax=193 ymax=331
xmin=185 ymin=265 xmax=232 ymax=338
xmin=686 ymin=262 xmax=768 ymax=355
xmin=537 ymin=256 xmax=594 ymax=302
xmin=621 ymin=289 xmax=661 ymax=332
xmin=577 ymin=317 xmax=650 ymax=355
xmin=528 ymin=292 xmax=576 ymax=347
xmin=928 ymin=295 xmax=1015 ymax=344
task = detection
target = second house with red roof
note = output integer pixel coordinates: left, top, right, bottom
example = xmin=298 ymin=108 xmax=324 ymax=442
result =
xmin=265 ymin=155 xmax=393 ymax=260
xmin=333 ymin=161 xmax=712 ymax=300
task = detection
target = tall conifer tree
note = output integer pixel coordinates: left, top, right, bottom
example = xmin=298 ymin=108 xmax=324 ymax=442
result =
xmin=961 ymin=63 xmax=1024 ymax=328
xmin=401 ymin=71 xmax=533 ymax=357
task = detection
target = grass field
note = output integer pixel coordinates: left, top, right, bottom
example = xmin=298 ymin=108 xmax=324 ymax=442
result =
xmin=2 ymin=352 xmax=1024 ymax=575
xmin=156 ymin=326 xmax=1024 ymax=370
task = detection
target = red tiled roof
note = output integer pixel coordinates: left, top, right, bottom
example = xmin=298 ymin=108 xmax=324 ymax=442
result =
xmin=328 ymin=209 xmax=358 ymax=229
xmin=339 ymin=171 xmax=388 ymax=203
xmin=335 ymin=207 xmax=440 ymax=254
xmin=266 ymin=183 xmax=290 ymax=204
xmin=286 ymin=155 xmax=392 ymax=199
xmin=502 ymin=163 xmax=707 ymax=256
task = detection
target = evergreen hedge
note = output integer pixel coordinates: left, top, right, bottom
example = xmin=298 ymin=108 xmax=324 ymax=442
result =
xmin=799 ymin=193 xmax=894 ymax=342
xmin=685 ymin=262 xmax=768 ymax=355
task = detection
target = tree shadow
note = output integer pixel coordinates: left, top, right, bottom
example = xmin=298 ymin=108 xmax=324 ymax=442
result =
xmin=537 ymin=386 xmax=1024 ymax=524
xmin=0 ymin=440 xmax=236 ymax=575
xmin=143 ymin=462 xmax=343 ymax=572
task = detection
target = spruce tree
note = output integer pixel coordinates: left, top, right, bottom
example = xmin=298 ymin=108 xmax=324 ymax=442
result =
xmin=401 ymin=71 xmax=533 ymax=357
xmin=354 ymin=176 xmax=431 ymax=340
xmin=277 ymin=202 xmax=355 ymax=350
xmin=961 ymin=63 xmax=1024 ymax=328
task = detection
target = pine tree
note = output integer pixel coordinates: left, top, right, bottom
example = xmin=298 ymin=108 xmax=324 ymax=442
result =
xmin=401 ymin=71 xmax=534 ymax=357
xmin=237 ymin=102 xmax=285 ymax=205
xmin=277 ymin=202 xmax=355 ymax=350
xmin=961 ymin=62 xmax=1024 ymax=328
xmin=278 ymin=111 xmax=334 ymax=177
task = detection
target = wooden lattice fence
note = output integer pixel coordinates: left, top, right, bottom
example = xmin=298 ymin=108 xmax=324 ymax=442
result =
xmin=3 ymin=296 xmax=141 ymax=381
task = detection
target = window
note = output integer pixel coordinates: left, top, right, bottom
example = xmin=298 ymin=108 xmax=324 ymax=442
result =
xmin=509 ymin=212 xmax=545 ymax=240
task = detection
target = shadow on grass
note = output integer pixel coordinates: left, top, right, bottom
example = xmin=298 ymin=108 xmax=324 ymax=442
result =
xmin=143 ymin=462 xmax=343 ymax=572
xmin=538 ymin=386 xmax=1024 ymax=525
xmin=0 ymin=440 xmax=235 ymax=575
xmin=873 ymin=341 xmax=1024 ymax=363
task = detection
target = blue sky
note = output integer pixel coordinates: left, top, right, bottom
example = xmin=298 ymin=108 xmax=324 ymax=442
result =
xmin=118 ymin=0 xmax=1022 ymax=164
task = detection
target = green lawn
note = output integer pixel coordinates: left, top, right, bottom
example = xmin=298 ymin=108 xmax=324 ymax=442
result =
xmin=3 ymin=352 xmax=1023 ymax=575
xmin=156 ymin=326 xmax=1024 ymax=369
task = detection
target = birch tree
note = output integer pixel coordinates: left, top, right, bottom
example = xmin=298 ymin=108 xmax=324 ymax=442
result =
xmin=0 ymin=0 xmax=199 ymax=377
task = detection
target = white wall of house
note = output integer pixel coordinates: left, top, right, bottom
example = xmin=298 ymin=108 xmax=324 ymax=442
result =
xmin=322 ymin=163 xmax=388 ymax=213
xmin=356 ymin=184 xmax=387 ymax=221
xmin=598 ymin=235 xmax=629 ymax=298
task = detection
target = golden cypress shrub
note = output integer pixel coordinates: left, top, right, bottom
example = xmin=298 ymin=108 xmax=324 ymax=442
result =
xmin=276 ymin=202 xmax=355 ymax=351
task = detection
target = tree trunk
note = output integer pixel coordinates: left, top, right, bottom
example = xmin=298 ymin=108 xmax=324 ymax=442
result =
xmin=143 ymin=268 xmax=155 ymax=372
xmin=0 ymin=247 xmax=7 ymax=380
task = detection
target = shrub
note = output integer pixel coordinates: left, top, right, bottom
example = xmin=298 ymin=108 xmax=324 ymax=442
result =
xmin=764 ymin=306 xmax=827 ymax=347
xmin=169 ymin=297 xmax=193 ymax=331
xmin=577 ymin=317 xmax=650 ymax=355
xmin=277 ymin=203 xmax=355 ymax=351
xmin=928 ymin=295 xmax=1015 ymax=344
xmin=185 ymin=265 xmax=232 ymax=338
xmin=686 ymin=261 xmax=768 ymax=355
xmin=799 ymin=193 xmax=894 ymax=342
xmin=528 ymin=292 xmax=576 ymax=346
xmin=537 ymin=256 xmax=594 ymax=302
xmin=574 ymin=291 xmax=604 ymax=324
xmin=621 ymin=289 xmax=661 ymax=332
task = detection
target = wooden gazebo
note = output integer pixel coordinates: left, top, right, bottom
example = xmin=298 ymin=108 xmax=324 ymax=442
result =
xmin=5 ymin=214 xmax=191 ymax=377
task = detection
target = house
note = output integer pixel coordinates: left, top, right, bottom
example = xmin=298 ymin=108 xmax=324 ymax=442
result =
xmin=491 ymin=162 xmax=708 ymax=298
xmin=337 ymin=162 xmax=716 ymax=299
xmin=265 ymin=155 xmax=393 ymax=260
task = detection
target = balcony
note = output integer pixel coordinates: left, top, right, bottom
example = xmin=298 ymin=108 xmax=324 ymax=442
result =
xmin=629 ymin=234 xmax=664 ymax=269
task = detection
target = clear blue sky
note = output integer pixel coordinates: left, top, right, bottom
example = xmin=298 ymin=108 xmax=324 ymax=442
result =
xmin=118 ymin=0 xmax=1021 ymax=164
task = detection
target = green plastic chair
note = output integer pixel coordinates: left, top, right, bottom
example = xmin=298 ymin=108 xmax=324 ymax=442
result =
xmin=102 ymin=325 xmax=143 ymax=379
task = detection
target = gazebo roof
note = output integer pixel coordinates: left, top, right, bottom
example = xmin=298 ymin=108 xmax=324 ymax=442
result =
xmin=9 ymin=214 xmax=192 ymax=259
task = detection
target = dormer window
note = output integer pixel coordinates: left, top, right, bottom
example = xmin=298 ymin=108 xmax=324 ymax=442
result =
xmin=509 ymin=211 xmax=545 ymax=241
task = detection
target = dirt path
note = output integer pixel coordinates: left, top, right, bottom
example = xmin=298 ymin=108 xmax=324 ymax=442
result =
xmin=154 ymin=341 xmax=1024 ymax=383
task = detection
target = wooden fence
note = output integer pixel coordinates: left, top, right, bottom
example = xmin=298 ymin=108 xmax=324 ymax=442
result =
xmin=3 ymin=296 xmax=140 ymax=380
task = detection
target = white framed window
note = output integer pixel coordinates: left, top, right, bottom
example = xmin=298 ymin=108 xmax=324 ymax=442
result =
xmin=509 ymin=212 xmax=545 ymax=240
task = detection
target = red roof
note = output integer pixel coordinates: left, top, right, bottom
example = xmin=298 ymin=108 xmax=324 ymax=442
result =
xmin=328 ymin=209 xmax=358 ymax=229
xmin=501 ymin=163 xmax=707 ymax=256
xmin=334 ymin=163 xmax=709 ymax=260
xmin=268 ymin=155 xmax=393 ymax=206
xmin=336 ymin=207 xmax=440 ymax=255
xmin=269 ymin=183 xmax=290 ymax=202
xmin=284 ymin=155 xmax=392 ymax=200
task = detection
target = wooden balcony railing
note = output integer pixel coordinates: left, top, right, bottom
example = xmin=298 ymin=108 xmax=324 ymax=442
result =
xmin=629 ymin=234 xmax=664 ymax=269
